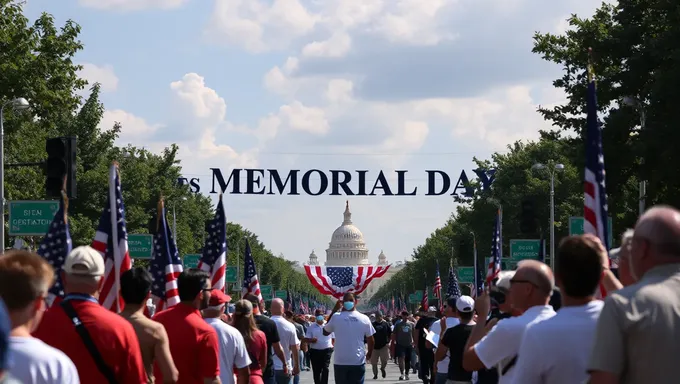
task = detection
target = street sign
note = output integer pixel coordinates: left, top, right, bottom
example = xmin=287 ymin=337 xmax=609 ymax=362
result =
xmin=569 ymin=216 xmax=614 ymax=247
xmin=226 ymin=266 xmax=238 ymax=283
xmin=485 ymin=257 xmax=512 ymax=272
xmin=260 ymin=285 xmax=273 ymax=301
xmin=409 ymin=293 xmax=419 ymax=304
xmin=128 ymin=234 xmax=153 ymax=259
xmin=183 ymin=254 xmax=201 ymax=268
xmin=457 ymin=266 xmax=475 ymax=284
xmin=8 ymin=200 xmax=60 ymax=236
xmin=275 ymin=290 xmax=287 ymax=299
xmin=509 ymin=239 xmax=542 ymax=262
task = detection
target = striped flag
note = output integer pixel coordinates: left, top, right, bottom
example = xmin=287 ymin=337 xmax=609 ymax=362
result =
xmin=91 ymin=164 xmax=131 ymax=313
xmin=37 ymin=193 xmax=72 ymax=308
xmin=241 ymin=239 xmax=262 ymax=302
xmin=150 ymin=200 xmax=183 ymax=312
xmin=487 ymin=209 xmax=502 ymax=284
xmin=421 ymin=280 xmax=429 ymax=310
xmin=433 ymin=262 xmax=443 ymax=310
xmin=199 ymin=195 xmax=227 ymax=292
xmin=447 ymin=260 xmax=462 ymax=298
xmin=304 ymin=265 xmax=390 ymax=299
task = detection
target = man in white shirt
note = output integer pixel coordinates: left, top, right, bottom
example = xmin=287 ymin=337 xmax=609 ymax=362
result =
xmin=203 ymin=289 xmax=251 ymax=384
xmin=303 ymin=309 xmax=334 ymax=384
xmin=270 ymin=298 xmax=300 ymax=384
xmin=512 ymin=234 xmax=605 ymax=384
xmin=0 ymin=250 xmax=79 ymax=383
xmin=428 ymin=296 xmax=460 ymax=384
xmin=462 ymin=260 xmax=556 ymax=384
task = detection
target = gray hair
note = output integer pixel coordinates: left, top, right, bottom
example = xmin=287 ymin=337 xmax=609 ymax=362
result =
xmin=621 ymin=229 xmax=634 ymax=245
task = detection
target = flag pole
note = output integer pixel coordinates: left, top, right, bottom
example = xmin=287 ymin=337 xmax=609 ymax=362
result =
xmin=109 ymin=164 xmax=122 ymax=313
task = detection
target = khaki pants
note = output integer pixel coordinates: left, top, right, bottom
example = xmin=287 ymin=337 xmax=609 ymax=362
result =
xmin=370 ymin=346 xmax=389 ymax=376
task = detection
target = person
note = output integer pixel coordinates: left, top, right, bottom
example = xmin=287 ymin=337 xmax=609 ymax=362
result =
xmin=0 ymin=299 xmax=21 ymax=384
xmin=462 ymin=260 xmax=556 ymax=384
xmin=244 ymin=294 xmax=287 ymax=384
xmin=269 ymin=299 xmax=300 ymax=384
xmin=0 ymin=250 xmax=79 ymax=383
xmin=614 ymin=229 xmax=637 ymax=287
xmin=370 ymin=312 xmax=391 ymax=380
xmin=203 ymin=290 xmax=251 ymax=384
xmin=120 ymin=267 xmax=178 ymax=384
xmin=477 ymin=271 xmax=514 ymax=384
xmin=153 ymin=268 xmax=220 ymax=384
xmin=427 ymin=296 xmax=460 ymax=384
xmin=393 ymin=311 xmax=415 ymax=381
xmin=283 ymin=311 xmax=304 ymax=384
xmin=589 ymin=206 xmax=680 ymax=383
xmin=436 ymin=296 xmax=476 ymax=384
xmin=415 ymin=307 xmax=437 ymax=384
xmin=231 ymin=300 xmax=267 ymax=384
xmin=304 ymin=310 xmax=334 ymax=384
xmin=33 ymin=246 xmax=147 ymax=383
xmin=324 ymin=293 xmax=375 ymax=383
xmin=513 ymin=235 xmax=605 ymax=384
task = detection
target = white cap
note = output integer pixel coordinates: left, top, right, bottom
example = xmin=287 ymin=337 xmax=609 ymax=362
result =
xmin=64 ymin=246 xmax=105 ymax=276
xmin=456 ymin=296 xmax=475 ymax=313
xmin=428 ymin=307 xmax=437 ymax=312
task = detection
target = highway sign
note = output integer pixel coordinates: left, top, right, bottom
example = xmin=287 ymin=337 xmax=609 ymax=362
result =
xmin=8 ymin=200 xmax=60 ymax=236
xmin=509 ymin=239 xmax=542 ymax=262
xmin=128 ymin=234 xmax=153 ymax=259
xmin=569 ymin=216 xmax=614 ymax=248
xmin=457 ymin=266 xmax=475 ymax=284
xmin=183 ymin=254 xmax=201 ymax=268
xmin=226 ymin=266 xmax=238 ymax=283
xmin=260 ymin=285 xmax=273 ymax=301
xmin=275 ymin=290 xmax=287 ymax=299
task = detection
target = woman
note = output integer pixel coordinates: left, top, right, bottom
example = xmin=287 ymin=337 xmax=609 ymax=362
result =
xmin=232 ymin=300 xmax=267 ymax=384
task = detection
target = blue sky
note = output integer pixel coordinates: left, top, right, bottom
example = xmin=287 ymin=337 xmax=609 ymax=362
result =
xmin=25 ymin=0 xmax=602 ymax=265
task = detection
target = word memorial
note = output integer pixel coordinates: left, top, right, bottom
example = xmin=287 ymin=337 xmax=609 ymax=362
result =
xmin=178 ymin=168 xmax=496 ymax=197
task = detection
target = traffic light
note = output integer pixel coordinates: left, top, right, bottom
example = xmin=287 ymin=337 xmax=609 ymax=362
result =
xmin=520 ymin=198 xmax=536 ymax=233
xmin=45 ymin=137 xmax=76 ymax=198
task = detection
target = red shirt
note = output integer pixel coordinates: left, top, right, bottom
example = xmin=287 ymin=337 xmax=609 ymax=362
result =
xmin=153 ymin=303 xmax=220 ymax=383
xmin=242 ymin=330 xmax=267 ymax=378
xmin=33 ymin=299 xmax=147 ymax=383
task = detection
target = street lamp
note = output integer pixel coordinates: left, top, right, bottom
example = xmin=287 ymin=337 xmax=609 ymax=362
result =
xmin=532 ymin=162 xmax=564 ymax=270
xmin=620 ymin=95 xmax=647 ymax=216
xmin=0 ymin=98 xmax=31 ymax=252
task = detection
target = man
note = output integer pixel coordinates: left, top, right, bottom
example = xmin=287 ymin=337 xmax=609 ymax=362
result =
xmin=393 ymin=311 xmax=415 ymax=381
xmin=0 ymin=299 xmax=21 ymax=384
xmin=436 ymin=296 xmax=476 ymax=384
xmin=589 ymin=206 xmax=680 ymax=384
xmin=461 ymin=260 xmax=556 ymax=384
xmin=244 ymin=294 xmax=287 ymax=384
xmin=203 ymin=289 xmax=250 ymax=384
xmin=304 ymin=309 xmax=334 ymax=384
xmin=0 ymin=250 xmax=78 ymax=383
xmin=323 ymin=293 xmax=375 ymax=383
xmin=34 ymin=246 xmax=147 ymax=383
xmin=477 ymin=272 xmax=514 ymax=384
xmin=513 ymin=235 xmax=605 ymax=383
xmin=415 ymin=307 xmax=437 ymax=384
xmin=153 ymin=268 xmax=220 ymax=384
xmin=613 ymin=229 xmax=637 ymax=287
xmin=369 ymin=311 xmax=391 ymax=380
xmin=427 ymin=296 xmax=460 ymax=384
xmin=120 ymin=267 xmax=178 ymax=383
xmin=269 ymin=299 xmax=300 ymax=384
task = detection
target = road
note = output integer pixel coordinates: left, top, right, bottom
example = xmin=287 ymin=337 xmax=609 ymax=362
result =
xmin=297 ymin=360 xmax=423 ymax=383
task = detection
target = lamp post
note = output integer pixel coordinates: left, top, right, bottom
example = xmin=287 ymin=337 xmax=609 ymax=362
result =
xmin=621 ymin=96 xmax=647 ymax=216
xmin=531 ymin=163 xmax=564 ymax=270
xmin=0 ymin=98 xmax=30 ymax=252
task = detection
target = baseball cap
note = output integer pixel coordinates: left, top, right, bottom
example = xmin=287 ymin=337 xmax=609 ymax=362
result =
xmin=456 ymin=296 xmax=475 ymax=313
xmin=64 ymin=246 xmax=105 ymax=276
xmin=428 ymin=307 xmax=437 ymax=313
xmin=208 ymin=290 xmax=232 ymax=307
xmin=0 ymin=299 xmax=11 ymax=371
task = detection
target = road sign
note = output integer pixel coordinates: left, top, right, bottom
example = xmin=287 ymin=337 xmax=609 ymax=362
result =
xmin=128 ymin=234 xmax=153 ymax=259
xmin=485 ymin=257 xmax=513 ymax=272
xmin=457 ymin=266 xmax=475 ymax=284
xmin=569 ymin=216 xmax=614 ymax=247
xmin=409 ymin=293 xmax=419 ymax=304
xmin=275 ymin=290 xmax=287 ymax=299
xmin=183 ymin=254 xmax=201 ymax=268
xmin=509 ymin=239 xmax=542 ymax=262
xmin=260 ymin=285 xmax=273 ymax=301
xmin=226 ymin=266 xmax=238 ymax=283
xmin=8 ymin=200 xmax=60 ymax=236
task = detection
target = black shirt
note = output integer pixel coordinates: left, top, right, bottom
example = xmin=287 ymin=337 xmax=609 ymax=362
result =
xmin=255 ymin=314 xmax=280 ymax=377
xmin=414 ymin=316 xmax=436 ymax=351
xmin=372 ymin=321 xmax=392 ymax=350
xmin=441 ymin=323 xmax=474 ymax=381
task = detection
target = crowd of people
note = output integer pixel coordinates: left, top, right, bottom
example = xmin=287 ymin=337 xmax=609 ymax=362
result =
xmin=0 ymin=204 xmax=678 ymax=384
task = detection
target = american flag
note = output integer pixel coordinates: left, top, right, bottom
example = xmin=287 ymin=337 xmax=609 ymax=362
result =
xmin=447 ymin=260 xmax=462 ymax=298
xmin=91 ymin=164 xmax=131 ymax=312
xmin=198 ymin=195 xmax=227 ymax=292
xmin=434 ymin=262 xmax=443 ymax=311
xmin=421 ymin=280 xmax=429 ymax=310
xmin=37 ymin=193 xmax=72 ymax=307
xmin=486 ymin=209 xmax=502 ymax=284
xmin=241 ymin=239 xmax=262 ymax=302
xmin=304 ymin=265 xmax=390 ymax=299
xmin=149 ymin=200 xmax=183 ymax=311
xmin=584 ymin=53 xmax=610 ymax=297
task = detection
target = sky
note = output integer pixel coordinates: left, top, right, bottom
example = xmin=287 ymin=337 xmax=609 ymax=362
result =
xmin=24 ymin=0 xmax=602 ymax=265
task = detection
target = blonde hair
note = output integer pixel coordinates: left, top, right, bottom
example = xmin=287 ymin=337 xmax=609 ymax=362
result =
xmin=0 ymin=250 xmax=55 ymax=310
xmin=232 ymin=300 xmax=258 ymax=344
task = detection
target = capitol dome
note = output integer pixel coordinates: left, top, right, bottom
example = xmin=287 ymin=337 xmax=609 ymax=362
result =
xmin=325 ymin=201 xmax=370 ymax=266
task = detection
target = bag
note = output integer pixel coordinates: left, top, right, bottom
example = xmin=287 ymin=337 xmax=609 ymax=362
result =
xmin=501 ymin=355 xmax=517 ymax=376
xmin=61 ymin=301 xmax=117 ymax=384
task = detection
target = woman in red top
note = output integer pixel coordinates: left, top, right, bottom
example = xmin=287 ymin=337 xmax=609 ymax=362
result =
xmin=232 ymin=300 xmax=267 ymax=384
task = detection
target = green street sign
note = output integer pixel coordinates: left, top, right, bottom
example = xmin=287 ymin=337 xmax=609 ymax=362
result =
xmin=8 ymin=200 xmax=60 ymax=236
xmin=409 ymin=293 xmax=419 ymax=304
xmin=226 ymin=266 xmax=238 ymax=283
xmin=509 ymin=239 xmax=542 ymax=262
xmin=183 ymin=254 xmax=201 ymax=268
xmin=128 ymin=234 xmax=153 ymax=259
xmin=275 ymin=290 xmax=287 ymax=299
xmin=485 ymin=257 xmax=512 ymax=272
xmin=260 ymin=285 xmax=273 ymax=301
xmin=457 ymin=266 xmax=475 ymax=284
xmin=568 ymin=216 xmax=614 ymax=248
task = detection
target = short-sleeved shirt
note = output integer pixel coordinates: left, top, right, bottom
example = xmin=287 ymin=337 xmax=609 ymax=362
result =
xmin=588 ymin=264 xmax=680 ymax=384
xmin=477 ymin=312 xmax=512 ymax=384
xmin=205 ymin=318 xmax=251 ymax=384
xmin=371 ymin=321 xmax=392 ymax=350
xmin=415 ymin=316 xmax=437 ymax=350
xmin=430 ymin=317 xmax=460 ymax=374
xmin=243 ymin=330 xmax=267 ymax=377
xmin=153 ymin=303 xmax=220 ymax=383
xmin=305 ymin=323 xmax=334 ymax=350
xmin=9 ymin=336 xmax=80 ymax=384
xmin=393 ymin=320 xmax=415 ymax=347
xmin=254 ymin=314 xmax=280 ymax=377
xmin=270 ymin=316 xmax=300 ymax=371
xmin=324 ymin=311 xmax=375 ymax=366
xmin=442 ymin=323 xmax=474 ymax=381
xmin=33 ymin=299 xmax=147 ymax=383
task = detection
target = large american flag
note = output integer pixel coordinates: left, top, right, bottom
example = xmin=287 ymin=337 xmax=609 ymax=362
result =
xmin=150 ymin=201 xmax=183 ymax=312
xmin=305 ymin=265 xmax=389 ymax=299
xmin=241 ymin=239 xmax=262 ymax=302
xmin=198 ymin=195 xmax=227 ymax=292
xmin=91 ymin=164 xmax=131 ymax=312
xmin=37 ymin=194 xmax=72 ymax=307
xmin=486 ymin=209 xmax=502 ymax=284
xmin=433 ymin=261 xmax=443 ymax=310
xmin=447 ymin=260 xmax=462 ymax=298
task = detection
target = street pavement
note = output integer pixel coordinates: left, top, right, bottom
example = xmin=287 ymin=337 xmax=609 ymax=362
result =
xmin=297 ymin=360 xmax=423 ymax=384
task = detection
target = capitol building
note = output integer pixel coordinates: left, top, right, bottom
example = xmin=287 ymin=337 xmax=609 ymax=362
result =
xmin=306 ymin=201 xmax=403 ymax=301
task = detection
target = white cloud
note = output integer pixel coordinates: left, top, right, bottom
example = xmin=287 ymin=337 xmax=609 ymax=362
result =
xmin=78 ymin=0 xmax=189 ymax=11
xmin=301 ymin=32 xmax=352 ymax=58
xmin=170 ymin=73 xmax=227 ymax=126
xmin=278 ymin=102 xmax=330 ymax=135
xmin=100 ymin=109 xmax=162 ymax=145
xmin=78 ymin=63 xmax=119 ymax=93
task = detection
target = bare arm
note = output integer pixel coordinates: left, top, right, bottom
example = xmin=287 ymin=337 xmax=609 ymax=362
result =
xmin=235 ymin=367 xmax=250 ymax=384
xmin=155 ymin=326 xmax=179 ymax=384
xmin=290 ymin=343 xmax=300 ymax=375
xmin=601 ymin=270 xmax=623 ymax=293
xmin=203 ymin=378 xmax=220 ymax=384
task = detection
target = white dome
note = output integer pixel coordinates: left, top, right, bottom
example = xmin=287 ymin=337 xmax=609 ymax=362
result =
xmin=325 ymin=201 xmax=370 ymax=266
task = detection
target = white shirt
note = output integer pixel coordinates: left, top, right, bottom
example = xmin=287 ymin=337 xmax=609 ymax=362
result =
xmin=271 ymin=315 xmax=300 ymax=371
xmin=205 ymin=318 xmax=251 ymax=384
xmin=512 ymin=301 xmax=604 ymax=384
xmin=8 ymin=336 xmax=79 ymax=384
xmin=305 ymin=322 xmax=335 ymax=350
xmin=324 ymin=311 xmax=375 ymax=366
xmin=474 ymin=305 xmax=556 ymax=384
xmin=430 ymin=317 xmax=460 ymax=374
